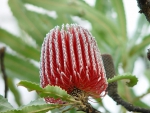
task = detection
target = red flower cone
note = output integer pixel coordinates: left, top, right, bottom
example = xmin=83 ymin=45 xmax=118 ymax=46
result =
xmin=40 ymin=24 xmax=107 ymax=103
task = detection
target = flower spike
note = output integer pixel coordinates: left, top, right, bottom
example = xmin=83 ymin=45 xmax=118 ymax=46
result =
xmin=40 ymin=24 xmax=108 ymax=103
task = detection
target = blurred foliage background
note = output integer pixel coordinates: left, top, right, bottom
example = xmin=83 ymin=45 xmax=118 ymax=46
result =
xmin=0 ymin=0 xmax=150 ymax=113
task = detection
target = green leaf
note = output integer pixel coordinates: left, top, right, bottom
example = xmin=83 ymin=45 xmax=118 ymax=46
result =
xmin=55 ymin=13 xmax=74 ymax=25
xmin=17 ymin=81 xmax=75 ymax=102
xmin=8 ymin=0 xmax=75 ymax=47
xmin=17 ymin=81 xmax=42 ymax=92
xmin=131 ymin=15 xmax=149 ymax=42
xmin=8 ymin=78 xmax=22 ymax=106
xmin=113 ymin=47 xmax=124 ymax=73
xmin=5 ymin=53 xmax=39 ymax=83
xmin=8 ymin=99 xmax=68 ymax=113
xmin=111 ymin=0 xmax=127 ymax=40
xmin=40 ymin=85 xmax=75 ymax=102
xmin=0 ymin=28 xmax=40 ymax=61
xmin=8 ymin=0 xmax=44 ymax=46
xmin=8 ymin=0 xmax=74 ymax=47
xmin=129 ymin=35 xmax=150 ymax=57
xmin=95 ymin=0 xmax=112 ymax=14
xmin=144 ymin=69 xmax=150 ymax=83
xmin=2 ymin=104 xmax=63 ymax=113
xmin=107 ymin=73 xmax=138 ymax=87
xmin=0 ymin=95 xmax=14 ymax=112
xmin=20 ymin=98 xmax=46 ymax=107
xmin=18 ymin=98 xmax=46 ymax=110
xmin=21 ymin=0 xmax=120 ymax=46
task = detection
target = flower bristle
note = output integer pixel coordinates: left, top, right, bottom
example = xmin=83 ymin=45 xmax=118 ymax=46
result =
xmin=40 ymin=24 xmax=108 ymax=103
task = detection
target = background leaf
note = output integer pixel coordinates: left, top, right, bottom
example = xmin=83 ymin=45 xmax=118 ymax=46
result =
xmin=0 ymin=95 xmax=14 ymax=112
xmin=7 ymin=78 xmax=22 ymax=106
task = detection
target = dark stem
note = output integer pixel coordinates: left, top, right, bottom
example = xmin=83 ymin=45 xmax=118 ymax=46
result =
xmin=0 ymin=47 xmax=8 ymax=98
xmin=110 ymin=93 xmax=150 ymax=113
xmin=102 ymin=54 xmax=150 ymax=113
xmin=71 ymin=87 xmax=101 ymax=113
xmin=147 ymin=49 xmax=150 ymax=61
xmin=78 ymin=102 xmax=101 ymax=113
xmin=136 ymin=0 xmax=150 ymax=23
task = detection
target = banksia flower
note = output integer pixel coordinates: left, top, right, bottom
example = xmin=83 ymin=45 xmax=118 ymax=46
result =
xmin=40 ymin=24 xmax=107 ymax=103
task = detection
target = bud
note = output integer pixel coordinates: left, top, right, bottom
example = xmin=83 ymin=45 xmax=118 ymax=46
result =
xmin=40 ymin=24 xmax=107 ymax=103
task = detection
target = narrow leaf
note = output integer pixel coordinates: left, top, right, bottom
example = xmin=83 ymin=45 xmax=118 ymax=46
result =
xmin=0 ymin=28 xmax=40 ymax=61
xmin=0 ymin=95 xmax=14 ymax=112
xmin=111 ymin=0 xmax=127 ymax=40
xmin=8 ymin=78 xmax=22 ymax=106
xmin=8 ymin=0 xmax=44 ymax=46
xmin=95 ymin=0 xmax=112 ymax=14
xmin=5 ymin=53 xmax=39 ymax=83
xmin=129 ymin=35 xmax=150 ymax=57
xmin=132 ymin=15 xmax=149 ymax=42
xmin=22 ymin=0 xmax=119 ymax=45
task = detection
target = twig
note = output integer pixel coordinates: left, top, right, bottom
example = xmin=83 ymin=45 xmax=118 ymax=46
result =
xmin=137 ymin=0 xmax=150 ymax=23
xmin=0 ymin=47 xmax=8 ymax=98
xmin=110 ymin=93 xmax=150 ymax=113
xmin=102 ymin=54 xmax=150 ymax=113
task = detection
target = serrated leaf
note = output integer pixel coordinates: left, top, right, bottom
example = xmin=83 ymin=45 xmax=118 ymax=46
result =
xmin=2 ymin=104 xmax=63 ymax=113
xmin=107 ymin=73 xmax=138 ymax=87
xmin=40 ymin=85 xmax=75 ymax=102
xmin=17 ymin=81 xmax=42 ymax=92
xmin=23 ymin=98 xmax=46 ymax=106
xmin=17 ymin=81 xmax=75 ymax=103
xmin=19 ymin=98 xmax=46 ymax=109
xmin=0 ymin=95 xmax=14 ymax=112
